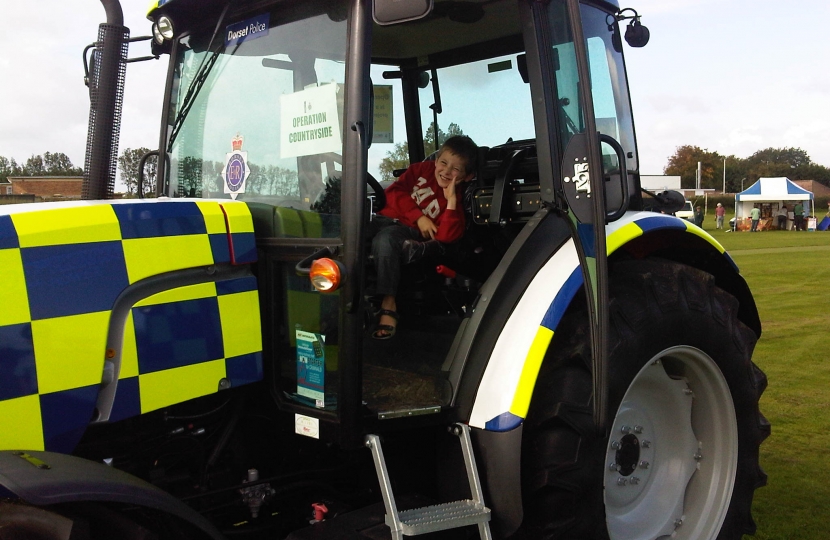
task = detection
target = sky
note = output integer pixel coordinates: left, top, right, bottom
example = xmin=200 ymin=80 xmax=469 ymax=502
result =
xmin=2 ymin=0 xmax=829 ymax=181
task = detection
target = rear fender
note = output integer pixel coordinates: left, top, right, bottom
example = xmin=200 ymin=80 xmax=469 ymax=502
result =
xmin=466 ymin=211 xmax=758 ymax=535
xmin=0 ymin=450 xmax=224 ymax=540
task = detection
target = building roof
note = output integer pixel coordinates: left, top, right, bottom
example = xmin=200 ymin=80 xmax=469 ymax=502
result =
xmin=791 ymin=180 xmax=830 ymax=197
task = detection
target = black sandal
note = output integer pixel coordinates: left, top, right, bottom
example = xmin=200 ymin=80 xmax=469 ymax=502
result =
xmin=372 ymin=309 xmax=399 ymax=340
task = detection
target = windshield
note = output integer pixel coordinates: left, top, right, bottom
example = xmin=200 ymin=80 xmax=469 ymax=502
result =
xmin=165 ymin=1 xmax=348 ymax=214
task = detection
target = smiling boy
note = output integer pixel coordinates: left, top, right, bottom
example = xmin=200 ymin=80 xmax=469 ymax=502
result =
xmin=369 ymin=135 xmax=478 ymax=339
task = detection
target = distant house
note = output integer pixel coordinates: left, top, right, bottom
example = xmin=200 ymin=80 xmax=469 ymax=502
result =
xmin=791 ymin=180 xmax=830 ymax=198
xmin=3 ymin=176 xmax=84 ymax=201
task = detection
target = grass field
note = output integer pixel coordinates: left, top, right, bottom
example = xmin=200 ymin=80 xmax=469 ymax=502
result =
xmin=695 ymin=216 xmax=830 ymax=540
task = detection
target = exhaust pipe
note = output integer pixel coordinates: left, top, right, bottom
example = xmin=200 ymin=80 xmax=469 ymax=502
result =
xmin=82 ymin=0 xmax=129 ymax=200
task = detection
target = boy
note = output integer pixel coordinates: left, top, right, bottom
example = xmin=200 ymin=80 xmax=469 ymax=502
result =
xmin=370 ymin=135 xmax=478 ymax=339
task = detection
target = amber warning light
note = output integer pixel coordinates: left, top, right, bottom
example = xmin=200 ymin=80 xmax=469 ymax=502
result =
xmin=309 ymin=258 xmax=343 ymax=293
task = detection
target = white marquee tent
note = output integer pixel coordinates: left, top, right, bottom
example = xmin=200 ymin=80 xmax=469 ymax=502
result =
xmin=735 ymin=177 xmax=814 ymax=220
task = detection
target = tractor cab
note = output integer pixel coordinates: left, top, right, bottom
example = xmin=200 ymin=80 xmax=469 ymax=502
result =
xmin=147 ymin=0 xmax=642 ymax=446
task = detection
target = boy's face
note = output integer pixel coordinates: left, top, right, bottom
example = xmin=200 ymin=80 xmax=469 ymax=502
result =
xmin=434 ymin=150 xmax=473 ymax=189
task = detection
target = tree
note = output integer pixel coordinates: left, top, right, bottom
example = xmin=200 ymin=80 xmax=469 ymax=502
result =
xmin=378 ymin=141 xmax=409 ymax=182
xmin=43 ymin=152 xmax=82 ymax=176
xmin=23 ymin=155 xmax=45 ymax=176
xmin=664 ymin=145 xmax=722 ymax=189
xmin=118 ymin=147 xmax=156 ymax=196
xmin=377 ymin=122 xmax=466 ymax=182
xmin=0 ymin=156 xmax=20 ymax=183
xmin=664 ymin=145 xmax=830 ymax=192
xmin=423 ymin=121 xmax=464 ymax=153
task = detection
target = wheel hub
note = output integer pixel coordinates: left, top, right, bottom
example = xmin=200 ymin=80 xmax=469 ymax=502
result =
xmin=604 ymin=348 xmax=738 ymax=540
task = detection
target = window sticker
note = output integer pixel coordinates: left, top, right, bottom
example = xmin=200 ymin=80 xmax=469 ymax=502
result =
xmin=225 ymin=13 xmax=270 ymax=48
xmin=372 ymin=85 xmax=393 ymax=143
xmin=222 ymin=134 xmax=251 ymax=200
xmin=280 ymin=84 xmax=342 ymax=158
xmin=295 ymin=414 xmax=320 ymax=439
xmin=296 ymin=330 xmax=325 ymax=408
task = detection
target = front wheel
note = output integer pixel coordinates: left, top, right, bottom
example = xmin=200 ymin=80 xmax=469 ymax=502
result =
xmin=519 ymin=259 xmax=769 ymax=540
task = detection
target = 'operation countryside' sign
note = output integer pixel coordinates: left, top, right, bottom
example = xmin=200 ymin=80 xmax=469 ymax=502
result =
xmin=280 ymin=84 xmax=342 ymax=159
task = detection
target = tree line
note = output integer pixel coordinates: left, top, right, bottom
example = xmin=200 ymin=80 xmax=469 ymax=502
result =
xmin=664 ymin=146 xmax=830 ymax=192
xmin=0 ymin=152 xmax=83 ymax=182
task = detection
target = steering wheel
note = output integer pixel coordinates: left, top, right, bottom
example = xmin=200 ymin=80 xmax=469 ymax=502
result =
xmin=319 ymin=152 xmax=385 ymax=211
xmin=368 ymin=172 xmax=386 ymax=211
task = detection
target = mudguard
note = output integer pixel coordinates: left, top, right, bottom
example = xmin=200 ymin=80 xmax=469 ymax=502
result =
xmin=465 ymin=210 xmax=758 ymax=536
xmin=469 ymin=210 xmax=752 ymax=431
xmin=0 ymin=450 xmax=225 ymax=540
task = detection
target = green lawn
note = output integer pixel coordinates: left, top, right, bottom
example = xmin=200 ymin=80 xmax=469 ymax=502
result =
xmin=696 ymin=217 xmax=830 ymax=540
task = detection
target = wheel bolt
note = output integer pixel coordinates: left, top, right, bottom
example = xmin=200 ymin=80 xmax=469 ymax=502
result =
xmin=639 ymin=460 xmax=650 ymax=469
xmin=617 ymin=477 xmax=627 ymax=486
xmin=620 ymin=425 xmax=631 ymax=434
xmin=634 ymin=425 xmax=643 ymax=434
xmin=610 ymin=440 xmax=621 ymax=449
xmin=694 ymin=451 xmax=703 ymax=461
xmin=674 ymin=519 xmax=683 ymax=528
xmin=630 ymin=476 xmax=640 ymax=485
xmin=684 ymin=388 xmax=694 ymax=396
xmin=641 ymin=440 xmax=651 ymax=448
xmin=609 ymin=462 xmax=620 ymax=472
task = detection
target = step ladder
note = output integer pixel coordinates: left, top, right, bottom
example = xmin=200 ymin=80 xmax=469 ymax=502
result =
xmin=365 ymin=423 xmax=492 ymax=540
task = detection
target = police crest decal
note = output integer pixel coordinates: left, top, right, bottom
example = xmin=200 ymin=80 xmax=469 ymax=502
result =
xmin=222 ymin=134 xmax=251 ymax=200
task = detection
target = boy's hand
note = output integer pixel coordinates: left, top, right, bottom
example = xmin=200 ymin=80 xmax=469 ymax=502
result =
xmin=443 ymin=178 xmax=458 ymax=209
xmin=417 ymin=215 xmax=437 ymax=239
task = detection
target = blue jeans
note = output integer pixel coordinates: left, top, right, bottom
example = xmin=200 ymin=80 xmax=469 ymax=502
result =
xmin=368 ymin=216 xmax=424 ymax=297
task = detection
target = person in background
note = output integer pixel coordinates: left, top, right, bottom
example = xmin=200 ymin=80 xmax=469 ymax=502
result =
xmin=777 ymin=205 xmax=788 ymax=230
xmin=750 ymin=205 xmax=761 ymax=232
xmin=694 ymin=205 xmax=704 ymax=227
xmin=794 ymin=202 xmax=804 ymax=231
xmin=715 ymin=203 xmax=725 ymax=230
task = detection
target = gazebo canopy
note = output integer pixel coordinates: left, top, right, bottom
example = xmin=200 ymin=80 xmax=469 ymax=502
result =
xmin=736 ymin=177 xmax=813 ymax=202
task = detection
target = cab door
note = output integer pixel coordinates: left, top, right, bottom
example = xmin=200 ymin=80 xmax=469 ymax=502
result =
xmin=528 ymin=0 xmax=641 ymax=431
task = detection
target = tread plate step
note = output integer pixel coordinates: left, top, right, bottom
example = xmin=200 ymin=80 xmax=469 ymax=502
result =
xmin=393 ymin=500 xmax=490 ymax=535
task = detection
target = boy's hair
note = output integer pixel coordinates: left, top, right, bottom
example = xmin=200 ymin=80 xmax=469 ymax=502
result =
xmin=439 ymin=135 xmax=479 ymax=175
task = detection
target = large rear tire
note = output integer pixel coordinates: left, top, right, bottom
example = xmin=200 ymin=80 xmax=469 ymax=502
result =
xmin=518 ymin=259 xmax=769 ymax=540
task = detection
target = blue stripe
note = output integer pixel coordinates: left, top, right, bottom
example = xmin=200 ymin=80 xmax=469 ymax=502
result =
xmin=209 ymin=233 xmax=231 ymax=263
xmin=216 ymin=275 xmax=258 ymax=295
xmin=484 ymin=411 xmax=523 ymax=431
xmin=0 ymin=323 xmax=37 ymax=400
xmin=636 ymin=214 xmax=687 ymax=233
xmin=22 ymin=242 xmax=129 ymax=320
xmin=133 ymin=297 xmax=224 ymax=373
xmin=113 ymin=202 xmax=207 ymax=239
xmin=0 ymin=215 xmax=18 ymax=249
xmin=225 ymin=352 xmax=263 ymax=387
xmin=541 ymin=268 xmax=584 ymax=330
xmin=576 ymin=223 xmax=595 ymax=257
xmin=231 ymin=232 xmax=257 ymax=264
xmin=40 ymin=384 xmax=99 ymax=453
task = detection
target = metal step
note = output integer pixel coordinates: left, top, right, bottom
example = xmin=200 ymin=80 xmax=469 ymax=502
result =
xmin=395 ymin=499 xmax=491 ymax=535
xmin=365 ymin=423 xmax=492 ymax=540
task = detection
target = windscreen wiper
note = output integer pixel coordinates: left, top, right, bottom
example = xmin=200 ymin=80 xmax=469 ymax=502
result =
xmin=166 ymin=2 xmax=231 ymax=151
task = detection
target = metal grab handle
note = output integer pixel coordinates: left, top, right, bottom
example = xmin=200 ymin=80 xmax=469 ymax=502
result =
xmin=137 ymin=149 xmax=159 ymax=199
xmin=598 ymin=134 xmax=629 ymax=222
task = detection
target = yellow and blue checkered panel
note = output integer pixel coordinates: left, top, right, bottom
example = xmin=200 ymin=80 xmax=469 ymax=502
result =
xmin=109 ymin=276 xmax=263 ymax=422
xmin=0 ymin=202 xmax=262 ymax=453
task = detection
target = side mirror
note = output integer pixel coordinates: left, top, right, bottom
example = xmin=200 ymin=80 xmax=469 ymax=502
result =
xmin=624 ymin=20 xmax=650 ymax=47
xmin=373 ymin=0 xmax=433 ymax=25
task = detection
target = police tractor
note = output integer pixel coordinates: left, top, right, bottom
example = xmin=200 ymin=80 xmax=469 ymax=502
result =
xmin=0 ymin=0 xmax=769 ymax=539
